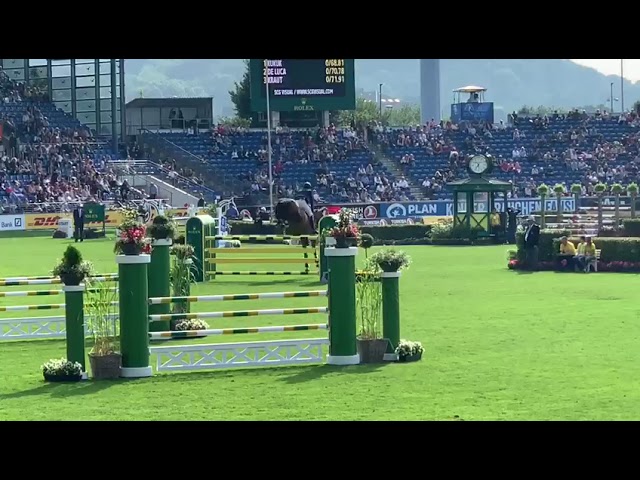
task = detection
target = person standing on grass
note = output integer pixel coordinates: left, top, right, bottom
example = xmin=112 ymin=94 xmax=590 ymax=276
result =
xmin=523 ymin=216 xmax=540 ymax=270
xmin=73 ymin=204 xmax=84 ymax=243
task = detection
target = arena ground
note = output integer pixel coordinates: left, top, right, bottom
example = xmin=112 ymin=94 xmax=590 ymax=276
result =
xmin=0 ymin=237 xmax=639 ymax=420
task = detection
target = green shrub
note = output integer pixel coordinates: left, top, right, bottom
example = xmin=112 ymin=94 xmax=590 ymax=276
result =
xmin=622 ymin=219 xmax=640 ymax=237
xmin=360 ymin=224 xmax=431 ymax=241
xmin=550 ymin=237 xmax=640 ymax=262
xmin=516 ymin=229 xmax=572 ymax=262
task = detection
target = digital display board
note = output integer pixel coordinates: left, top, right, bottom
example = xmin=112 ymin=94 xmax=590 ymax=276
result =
xmin=249 ymin=59 xmax=356 ymax=112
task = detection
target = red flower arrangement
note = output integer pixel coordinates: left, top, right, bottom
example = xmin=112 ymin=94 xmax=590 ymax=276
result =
xmin=114 ymin=208 xmax=153 ymax=255
xmin=326 ymin=209 xmax=360 ymax=248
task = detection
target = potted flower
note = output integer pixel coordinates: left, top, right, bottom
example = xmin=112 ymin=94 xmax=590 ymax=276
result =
xmin=85 ymin=280 xmax=121 ymax=379
xmin=395 ymin=339 xmax=424 ymax=363
xmin=355 ymin=269 xmax=387 ymax=363
xmin=114 ymin=208 xmax=152 ymax=256
xmin=175 ymin=318 xmax=209 ymax=332
xmin=147 ymin=214 xmax=176 ymax=241
xmin=369 ymin=248 xmax=411 ymax=273
xmin=327 ymin=209 xmax=359 ymax=248
xmin=42 ymin=358 xmax=83 ymax=382
xmin=52 ymin=245 xmax=93 ymax=286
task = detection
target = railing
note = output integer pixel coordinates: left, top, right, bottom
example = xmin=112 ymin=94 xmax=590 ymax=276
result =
xmin=106 ymin=158 xmax=218 ymax=205
xmin=139 ymin=128 xmax=252 ymax=198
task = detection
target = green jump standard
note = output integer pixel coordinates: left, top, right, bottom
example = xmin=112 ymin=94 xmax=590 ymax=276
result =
xmin=116 ymin=254 xmax=152 ymax=378
xmin=148 ymin=239 xmax=172 ymax=332
xmin=63 ymin=284 xmax=87 ymax=379
xmin=325 ymin=246 xmax=360 ymax=365
xmin=381 ymin=271 xmax=401 ymax=361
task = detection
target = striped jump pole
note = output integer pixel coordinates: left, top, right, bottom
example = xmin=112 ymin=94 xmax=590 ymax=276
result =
xmin=149 ymin=307 xmax=328 ymax=322
xmin=117 ymin=253 xmax=152 ymax=378
xmin=149 ymin=323 xmax=328 ymax=340
xmin=206 ymin=271 xmax=314 ymax=276
xmin=0 ymin=304 xmax=65 ymax=312
xmin=381 ymin=271 xmax=401 ymax=362
xmin=149 ymin=290 xmax=327 ymax=304
xmin=64 ymin=284 xmax=87 ymax=378
xmin=0 ymin=290 xmax=62 ymax=297
xmin=325 ymin=246 xmax=360 ymax=365
xmin=148 ymin=239 xmax=172 ymax=332
xmin=0 ymin=273 xmax=117 ymax=282
xmin=205 ymin=235 xmax=317 ymax=241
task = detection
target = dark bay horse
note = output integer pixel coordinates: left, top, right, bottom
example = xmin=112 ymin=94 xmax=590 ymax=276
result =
xmin=274 ymin=198 xmax=325 ymax=245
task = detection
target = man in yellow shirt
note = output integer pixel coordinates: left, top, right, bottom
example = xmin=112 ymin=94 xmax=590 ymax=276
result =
xmin=582 ymin=236 xmax=597 ymax=273
xmin=556 ymin=236 xmax=577 ymax=270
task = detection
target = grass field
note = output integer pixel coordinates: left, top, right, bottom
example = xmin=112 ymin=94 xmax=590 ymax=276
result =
xmin=1 ymin=236 xmax=640 ymax=420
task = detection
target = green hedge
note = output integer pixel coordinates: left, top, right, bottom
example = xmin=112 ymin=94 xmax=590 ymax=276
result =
xmin=516 ymin=229 xmax=571 ymax=262
xmin=551 ymin=237 xmax=640 ymax=262
xmin=228 ymin=221 xmax=432 ymax=241
xmin=622 ymin=219 xmax=640 ymax=237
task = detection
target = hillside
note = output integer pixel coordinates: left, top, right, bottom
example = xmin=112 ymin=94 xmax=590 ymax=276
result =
xmin=123 ymin=59 xmax=639 ymax=117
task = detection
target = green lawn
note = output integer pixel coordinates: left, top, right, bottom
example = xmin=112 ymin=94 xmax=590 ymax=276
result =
xmin=1 ymin=236 xmax=640 ymax=420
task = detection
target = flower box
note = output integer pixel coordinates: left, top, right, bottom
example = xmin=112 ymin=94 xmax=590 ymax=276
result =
xmin=398 ymin=351 xmax=422 ymax=363
xmin=43 ymin=373 xmax=83 ymax=382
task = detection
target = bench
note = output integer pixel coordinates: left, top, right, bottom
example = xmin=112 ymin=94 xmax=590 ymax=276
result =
xmin=586 ymin=249 xmax=601 ymax=272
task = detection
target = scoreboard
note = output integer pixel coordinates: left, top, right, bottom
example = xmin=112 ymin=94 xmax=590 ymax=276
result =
xmin=249 ymin=59 xmax=356 ymax=113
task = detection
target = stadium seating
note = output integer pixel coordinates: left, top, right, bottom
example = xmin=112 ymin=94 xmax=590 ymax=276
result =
xmin=152 ymin=129 xmax=409 ymax=203
xmin=383 ymin=115 xmax=640 ymax=199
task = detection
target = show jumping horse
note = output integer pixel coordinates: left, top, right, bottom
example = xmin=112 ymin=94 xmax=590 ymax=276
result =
xmin=274 ymin=198 xmax=325 ymax=247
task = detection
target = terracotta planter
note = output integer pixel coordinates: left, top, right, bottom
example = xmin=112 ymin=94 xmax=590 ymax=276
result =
xmin=89 ymin=353 xmax=122 ymax=379
xmin=356 ymin=338 xmax=388 ymax=364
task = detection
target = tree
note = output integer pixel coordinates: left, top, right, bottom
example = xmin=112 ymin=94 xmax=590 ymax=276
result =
xmin=228 ymin=59 xmax=252 ymax=120
xmin=387 ymin=104 xmax=421 ymax=126
xmin=334 ymin=97 xmax=421 ymax=131
xmin=334 ymin=97 xmax=380 ymax=131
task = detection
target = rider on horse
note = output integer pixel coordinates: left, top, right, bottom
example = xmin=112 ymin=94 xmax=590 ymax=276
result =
xmin=295 ymin=182 xmax=316 ymax=233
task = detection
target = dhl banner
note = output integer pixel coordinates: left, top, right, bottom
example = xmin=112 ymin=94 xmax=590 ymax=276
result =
xmin=24 ymin=207 xmax=192 ymax=230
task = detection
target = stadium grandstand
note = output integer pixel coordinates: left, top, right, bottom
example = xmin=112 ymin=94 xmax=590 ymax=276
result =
xmin=3 ymin=58 xmax=640 ymax=216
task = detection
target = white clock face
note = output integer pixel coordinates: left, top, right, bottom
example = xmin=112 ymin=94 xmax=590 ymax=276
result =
xmin=469 ymin=155 xmax=488 ymax=174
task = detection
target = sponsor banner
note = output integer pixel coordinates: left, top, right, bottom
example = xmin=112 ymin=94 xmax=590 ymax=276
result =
xmin=25 ymin=211 xmax=125 ymax=230
xmin=0 ymin=214 xmax=25 ymax=231
xmin=380 ymin=197 xmax=576 ymax=219
xmin=358 ymin=217 xmax=418 ymax=227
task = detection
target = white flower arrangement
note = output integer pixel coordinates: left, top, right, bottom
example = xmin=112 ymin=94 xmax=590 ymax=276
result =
xmin=41 ymin=358 xmax=83 ymax=377
xmin=174 ymin=319 xmax=209 ymax=331
xmin=395 ymin=339 xmax=424 ymax=358
xmin=516 ymin=225 xmax=525 ymax=233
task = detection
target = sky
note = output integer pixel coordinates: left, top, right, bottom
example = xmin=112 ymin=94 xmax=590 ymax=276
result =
xmin=571 ymin=59 xmax=640 ymax=83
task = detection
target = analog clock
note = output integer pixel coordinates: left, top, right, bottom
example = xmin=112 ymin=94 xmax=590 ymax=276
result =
xmin=468 ymin=155 xmax=489 ymax=174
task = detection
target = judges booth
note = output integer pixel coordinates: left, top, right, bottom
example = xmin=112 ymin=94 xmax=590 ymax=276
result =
xmin=450 ymin=85 xmax=494 ymax=124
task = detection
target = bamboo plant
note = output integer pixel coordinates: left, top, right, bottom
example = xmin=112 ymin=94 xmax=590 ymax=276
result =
xmin=355 ymin=268 xmax=382 ymax=340
xmin=553 ymin=183 xmax=566 ymax=223
xmin=570 ymin=183 xmax=582 ymax=214
xmin=84 ymin=280 xmax=119 ymax=356
xmin=537 ymin=183 xmax=549 ymax=228
xmin=628 ymin=183 xmax=638 ymax=219
xmin=611 ymin=183 xmax=624 ymax=229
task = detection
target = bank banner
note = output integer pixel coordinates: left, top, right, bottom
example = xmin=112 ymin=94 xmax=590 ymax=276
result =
xmin=0 ymin=215 xmax=25 ymax=231
xmin=379 ymin=197 xmax=576 ymax=219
